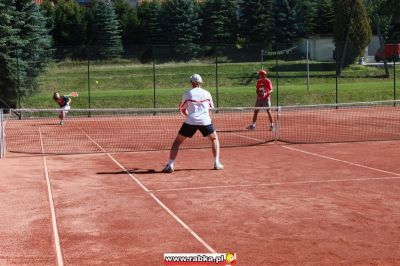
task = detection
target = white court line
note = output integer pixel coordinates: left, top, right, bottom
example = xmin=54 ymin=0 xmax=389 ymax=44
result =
xmin=230 ymin=132 xmax=265 ymax=142
xmin=79 ymin=128 xmax=217 ymax=253
xmin=282 ymin=145 xmax=400 ymax=176
xmin=39 ymin=128 xmax=64 ymax=266
xmin=150 ymin=176 xmax=400 ymax=192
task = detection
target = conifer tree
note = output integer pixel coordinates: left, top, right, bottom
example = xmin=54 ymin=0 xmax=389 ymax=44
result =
xmin=90 ymin=0 xmax=123 ymax=59
xmin=53 ymin=0 xmax=87 ymax=54
xmin=0 ymin=1 xmax=19 ymax=108
xmin=297 ymin=0 xmax=317 ymax=37
xmin=112 ymin=0 xmax=140 ymax=46
xmin=0 ymin=0 xmax=52 ymax=108
xmin=314 ymin=0 xmax=334 ymax=35
xmin=273 ymin=0 xmax=300 ymax=47
xmin=16 ymin=0 xmax=52 ymax=93
xmin=40 ymin=0 xmax=56 ymax=34
xmin=334 ymin=0 xmax=372 ymax=70
xmin=160 ymin=0 xmax=202 ymax=58
xmin=238 ymin=0 xmax=274 ymax=48
xmin=137 ymin=0 xmax=163 ymax=45
xmin=200 ymin=0 xmax=237 ymax=45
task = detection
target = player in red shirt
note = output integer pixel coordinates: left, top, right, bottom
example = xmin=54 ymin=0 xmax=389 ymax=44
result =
xmin=246 ymin=69 xmax=274 ymax=131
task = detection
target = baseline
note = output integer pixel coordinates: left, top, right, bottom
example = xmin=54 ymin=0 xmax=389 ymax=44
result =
xmin=149 ymin=175 xmax=400 ymax=192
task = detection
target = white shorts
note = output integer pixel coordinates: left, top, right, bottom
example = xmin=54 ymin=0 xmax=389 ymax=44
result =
xmin=255 ymin=98 xmax=271 ymax=108
xmin=59 ymin=105 xmax=70 ymax=115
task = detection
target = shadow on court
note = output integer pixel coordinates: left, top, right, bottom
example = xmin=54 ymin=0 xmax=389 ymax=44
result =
xmin=96 ymin=167 xmax=214 ymax=175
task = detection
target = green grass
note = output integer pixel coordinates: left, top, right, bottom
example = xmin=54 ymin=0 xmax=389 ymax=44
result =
xmin=21 ymin=60 xmax=399 ymax=108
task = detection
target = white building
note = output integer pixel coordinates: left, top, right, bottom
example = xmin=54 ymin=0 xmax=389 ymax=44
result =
xmin=298 ymin=35 xmax=381 ymax=62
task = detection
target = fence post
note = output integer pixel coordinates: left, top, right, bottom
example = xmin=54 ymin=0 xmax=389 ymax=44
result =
xmin=261 ymin=49 xmax=264 ymax=70
xmin=335 ymin=47 xmax=339 ymax=107
xmin=306 ymin=39 xmax=310 ymax=90
xmin=15 ymin=49 xmax=21 ymax=109
xmin=215 ymin=46 xmax=219 ymax=108
xmin=87 ymin=46 xmax=91 ymax=116
xmin=152 ymin=46 xmax=156 ymax=110
xmin=275 ymin=48 xmax=279 ymax=107
xmin=0 ymin=109 xmax=4 ymax=158
xmin=394 ymin=58 xmax=396 ymax=106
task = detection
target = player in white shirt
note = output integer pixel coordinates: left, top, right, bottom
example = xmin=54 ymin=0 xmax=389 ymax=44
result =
xmin=162 ymin=74 xmax=224 ymax=173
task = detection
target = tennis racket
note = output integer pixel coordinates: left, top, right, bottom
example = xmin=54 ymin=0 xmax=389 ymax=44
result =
xmin=65 ymin=91 xmax=78 ymax=97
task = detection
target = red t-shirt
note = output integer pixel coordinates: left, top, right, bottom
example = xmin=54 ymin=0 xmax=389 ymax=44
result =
xmin=256 ymin=78 xmax=273 ymax=99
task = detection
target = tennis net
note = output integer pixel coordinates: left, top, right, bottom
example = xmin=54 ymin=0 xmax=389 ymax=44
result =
xmin=2 ymin=100 xmax=400 ymax=155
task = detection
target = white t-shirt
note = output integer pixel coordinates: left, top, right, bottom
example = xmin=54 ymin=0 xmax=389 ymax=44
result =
xmin=180 ymin=87 xmax=214 ymax=125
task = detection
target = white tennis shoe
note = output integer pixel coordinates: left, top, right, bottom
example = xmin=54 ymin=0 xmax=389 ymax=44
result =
xmin=214 ymin=162 xmax=224 ymax=170
xmin=246 ymin=124 xmax=256 ymax=130
xmin=162 ymin=164 xmax=174 ymax=173
xmin=269 ymin=123 xmax=274 ymax=131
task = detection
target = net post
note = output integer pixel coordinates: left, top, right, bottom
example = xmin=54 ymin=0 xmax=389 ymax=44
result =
xmin=0 ymin=109 xmax=4 ymax=158
xmin=394 ymin=58 xmax=396 ymax=107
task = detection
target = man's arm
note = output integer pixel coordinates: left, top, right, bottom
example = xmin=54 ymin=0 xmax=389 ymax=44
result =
xmin=179 ymin=93 xmax=188 ymax=116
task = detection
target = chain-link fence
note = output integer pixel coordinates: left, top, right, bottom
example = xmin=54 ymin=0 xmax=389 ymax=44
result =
xmin=13 ymin=41 xmax=399 ymax=109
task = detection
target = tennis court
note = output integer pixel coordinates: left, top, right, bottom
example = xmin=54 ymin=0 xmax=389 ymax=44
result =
xmin=1 ymin=101 xmax=400 ymax=265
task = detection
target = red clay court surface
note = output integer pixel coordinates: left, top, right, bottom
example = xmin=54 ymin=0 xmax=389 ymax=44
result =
xmin=1 ymin=138 xmax=399 ymax=265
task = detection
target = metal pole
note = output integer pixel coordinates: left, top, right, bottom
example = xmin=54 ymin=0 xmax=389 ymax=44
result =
xmin=0 ymin=109 xmax=4 ymax=158
xmin=261 ymin=49 xmax=264 ymax=70
xmin=152 ymin=46 xmax=156 ymax=110
xmin=336 ymin=54 xmax=339 ymax=107
xmin=87 ymin=47 xmax=91 ymax=116
xmin=275 ymin=49 xmax=279 ymax=107
xmin=394 ymin=58 xmax=396 ymax=106
xmin=306 ymin=39 xmax=310 ymax=90
xmin=215 ymin=47 xmax=219 ymax=108
xmin=16 ymin=49 xmax=21 ymax=109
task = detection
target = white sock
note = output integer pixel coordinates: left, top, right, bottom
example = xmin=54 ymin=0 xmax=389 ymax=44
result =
xmin=214 ymin=158 xmax=220 ymax=164
xmin=167 ymin=160 xmax=174 ymax=167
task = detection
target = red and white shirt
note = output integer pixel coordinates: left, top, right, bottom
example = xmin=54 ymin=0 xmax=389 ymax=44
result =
xmin=179 ymin=87 xmax=214 ymax=125
xmin=256 ymin=78 xmax=273 ymax=100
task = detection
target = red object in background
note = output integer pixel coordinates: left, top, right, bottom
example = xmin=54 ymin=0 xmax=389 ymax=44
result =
xmin=375 ymin=43 xmax=400 ymax=62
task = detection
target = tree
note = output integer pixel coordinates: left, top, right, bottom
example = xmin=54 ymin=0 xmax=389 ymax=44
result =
xmin=112 ymin=0 xmax=140 ymax=46
xmin=53 ymin=0 xmax=87 ymax=57
xmin=40 ymin=0 xmax=56 ymax=34
xmin=0 ymin=1 xmax=20 ymax=109
xmin=385 ymin=0 xmax=400 ymax=40
xmin=364 ymin=0 xmax=390 ymax=77
xmin=273 ymin=0 xmax=300 ymax=47
xmin=314 ymin=0 xmax=334 ymax=35
xmin=16 ymin=0 xmax=53 ymax=94
xmin=137 ymin=0 xmax=163 ymax=45
xmin=334 ymin=0 xmax=372 ymax=73
xmin=0 ymin=0 xmax=52 ymax=108
xmin=200 ymin=0 xmax=237 ymax=45
xmin=297 ymin=0 xmax=318 ymax=37
xmin=160 ymin=0 xmax=202 ymax=59
xmin=238 ymin=0 xmax=274 ymax=48
xmin=89 ymin=0 xmax=123 ymax=59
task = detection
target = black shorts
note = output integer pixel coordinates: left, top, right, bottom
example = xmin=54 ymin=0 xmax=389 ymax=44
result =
xmin=178 ymin=123 xmax=215 ymax=138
